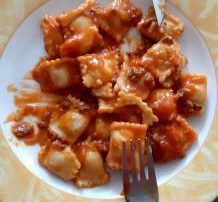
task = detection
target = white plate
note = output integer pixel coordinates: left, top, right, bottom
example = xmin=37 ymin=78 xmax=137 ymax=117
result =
xmin=0 ymin=0 xmax=217 ymax=199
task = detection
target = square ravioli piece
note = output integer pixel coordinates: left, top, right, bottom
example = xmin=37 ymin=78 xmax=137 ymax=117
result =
xmin=78 ymin=52 xmax=119 ymax=88
xmin=60 ymin=26 xmax=103 ymax=57
xmin=49 ymin=108 xmax=92 ymax=144
xmin=92 ymin=82 xmax=114 ymax=98
xmin=148 ymin=116 xmax=197 ymax=162
xmin=115 ymin=91 xmax=158 ymax=125
xmin=57 ymin=0 xmax=97 ymax=28
xmin=98 ymin=96 xmax=118 ymax=114
xmin=137 ymin=6 xmax=184 ymax=42
xmin=41 ymin=15 xmax=64 ymax=59
xmin=32 ymin=58 xmax=81 ymax=92
xmin=120 ymin=28 xmax=150 ymax=56
xmin=106 ymin=122 xmax=148 ymax=170
xmin=87 ymin=115 xmax=112 ymax=141
xmin=178 ymin=73 xmax=207 ymax=117
xmin=115 ymin=55 xmax=155 ymax=100
xmin=74 ymin=142 xmax=110 ymax=188
xmin=38 ymin=141 xmax=81 ymax=180
xmin=147 ymin=89 xmax=178 ymax=121
xmin=142 ymin=36 xmax=187 ymax=88
xmin=95 ymin=0 xmax=142 ymax=42
xmin=56 ymin=0 xmax=98 ymax=39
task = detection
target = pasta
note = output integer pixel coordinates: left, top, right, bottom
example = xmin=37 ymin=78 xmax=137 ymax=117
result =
xmin=49 ymin=96 xmax=95 ymax=144
xmin=41 ymin=15 xmax=64 ymax=59
xmin=92 ymin=82 xmax=114 ymax=98
xmin=32 ymin=58 xmax=81 ymax=92
xmin=137 ymin=6 xmax=184 ymax=41
xmin=7 ymin=0 xmax=207 ymax=189
xmin=60 ymin=26 xmax=104 ymax=57
xmin=57 ymin=0 xmax=97 ymax=28
xmin=78 ymin=52 xmax=119 ymax=88
xmin=49 ymin=109 xmax=91 ymax=144
xmin=142 ymin=36 xmax=187 ymax=87
xmin=62 ymin=15 xmax=96 ymax=40
xmin=106 ymin=122 xmax=147 ymax=170
xmin=38 ymin=140 xmax=81 ymax=180
xmin=178 ymin=73 xmax=207 ymax=117
xmin=74 ymin=142 xmax=110 ymax=188
xmin=120 ymin=28 xmax=153 ymax=56
xmin=115 ymin=55 xmax=155 ymax=100
xmin=147 ymin=89 xmax=178 ymax=121
xmin=148 ymin=116 xmax=197 ymax=162
xmin=98 ymin=96 xmax=118 ymax=114
xmin=115 ymin=92 xmax=158 ymax=125
xmin=95 ymin=0 xmax=142 ymax=41
xmin=87 ymin=115 xmax=112 ymax=141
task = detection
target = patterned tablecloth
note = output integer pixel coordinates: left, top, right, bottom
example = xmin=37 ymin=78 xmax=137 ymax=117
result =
xmin=0 ymin=0 xmax=218 ymax=201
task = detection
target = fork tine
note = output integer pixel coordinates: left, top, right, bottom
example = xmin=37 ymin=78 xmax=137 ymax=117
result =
xmin=138 ymin=139 xmax=146 ymax=181
xmin=130 ymin=140 xmax=138 ymax=182
xmin=146 ymin=138 xmax=158 ymax=187
xmin=122 ymin=141 xmax=130 ymax=193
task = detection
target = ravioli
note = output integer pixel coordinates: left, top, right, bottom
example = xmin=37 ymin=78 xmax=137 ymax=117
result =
xmin=178 ymin=73 xmax=207 ymax=117
xmin=32 ymin=58 xmax=81 ymax=92
xmin=49 ymin=109 xmax=91 ymax=144
xmin=106 ymin=122 xmax=148 ymax=170
xmin=38 ymin=141 xmax=81 ymax=180
xmin=142 ymin=36 xmax=187 ymax=88
xmin=74 ymin=142 xmax=110 ymax=188
xmin=138 ymin=6 xmax=184 ymax=41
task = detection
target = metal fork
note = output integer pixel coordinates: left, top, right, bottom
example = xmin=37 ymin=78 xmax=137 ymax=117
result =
xmin=122 ymin=138 xmax=159 ymax=202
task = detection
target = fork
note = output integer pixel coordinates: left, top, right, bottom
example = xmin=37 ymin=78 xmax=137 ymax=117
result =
xmin=122 ymin=138 xmax=159 ymax=202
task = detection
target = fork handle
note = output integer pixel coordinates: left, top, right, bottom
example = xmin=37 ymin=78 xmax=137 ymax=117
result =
xmin=125 ymin=195 xmax=157 ymax=202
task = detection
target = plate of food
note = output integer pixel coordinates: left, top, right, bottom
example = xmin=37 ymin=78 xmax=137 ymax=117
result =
xmin=0 ymin=0 xmax=216 ymax=199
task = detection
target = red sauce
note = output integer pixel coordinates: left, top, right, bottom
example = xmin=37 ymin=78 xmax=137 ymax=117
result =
xmin=148 ymin=116 xmax=197 ymax=162
xmin=8 ymin=83 xmax=97 ymax=147
xmin=12 ymin=122 xmax=34 ymax=138
xmin=147 ymin=89 xmax=178 ymax=121
xmin=10 ymin=104 xmax=56 ymax=146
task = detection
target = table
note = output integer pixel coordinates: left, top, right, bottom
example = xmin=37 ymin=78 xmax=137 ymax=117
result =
xmin=0 ymin=0 xmax=218 ymax=201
